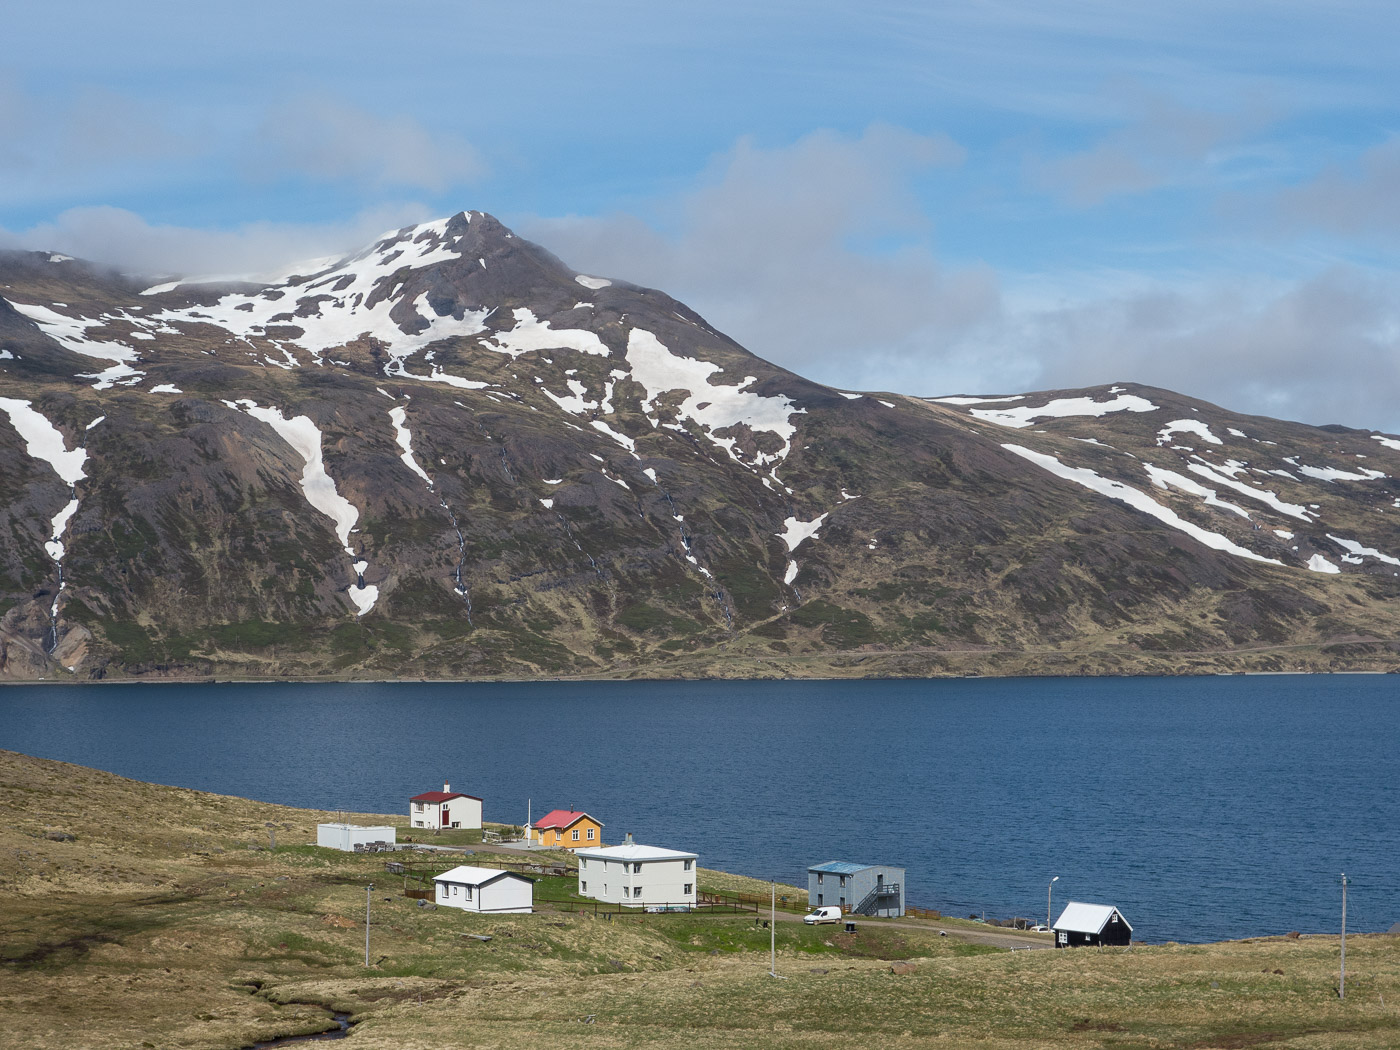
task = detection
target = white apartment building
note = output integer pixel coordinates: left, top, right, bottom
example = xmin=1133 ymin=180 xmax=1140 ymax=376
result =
xmin=575 ymin=838 xmax=698 ymax=908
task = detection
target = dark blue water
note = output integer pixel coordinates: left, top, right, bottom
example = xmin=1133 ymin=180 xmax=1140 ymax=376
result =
xmin=2 ymin=675 xmax=1396 ymax=943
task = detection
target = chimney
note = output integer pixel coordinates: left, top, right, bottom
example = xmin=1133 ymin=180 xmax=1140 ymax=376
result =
xmin=444 ymin=781 xmax=450 ymax=793
xmin=625 ymin=832 xmax=634 ymax=845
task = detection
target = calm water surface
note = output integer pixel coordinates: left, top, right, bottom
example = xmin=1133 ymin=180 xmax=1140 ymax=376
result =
xmin=2 ymin=675 xmax=1396 ymax=943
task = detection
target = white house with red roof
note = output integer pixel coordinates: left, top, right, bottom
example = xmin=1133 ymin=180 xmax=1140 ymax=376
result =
xmin=409 ymin=782 xmax=482 ymax=830
xmin=527 ymin=809 xmax=603 ymax=849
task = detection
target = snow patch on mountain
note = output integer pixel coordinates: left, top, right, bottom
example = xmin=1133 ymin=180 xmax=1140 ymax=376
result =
xmin=389 ymin=406 xmax=432 ymax=486
xmin=0 ymin=398 xmax=89 ymax=484
xmin=153 ymin=221 xmax=492 ymax=370
xmin=1327 ymin=534 xmax=1400 ymax=567
xmin=625 ymin=328 xmax=803 ymax=469
xmin=1003 ymin=444 xmax=1280 ymax=565
xmin=931 ymin=394 xmax=1025 ymax=405
xmin=575 ymin=275 xmax=611 ymax=289
xmin=1295 ymin=463 xmax=1387 ymax=482
xmin=1307 ymin=553 xmax=1341 ymax=574
xmin=970 ymin=393 xmax=1158 ymax=429
xmin=485 ymin=308 xmax=609 ymax=358
xmin=8 ymin=301 xmax=145 ymax=389
xmin=1157 ymin=419 xmax=1222 ymax=446
xmin=1186 ymin=461 xmax=1313 ymax=521
xmin=1370 ymin=435 xmax=1400 ymax=452
xmin=224 ymin=399 xmax=377 ymax=616
xmin=1143 ymin=464 xmax=1249 ymax=518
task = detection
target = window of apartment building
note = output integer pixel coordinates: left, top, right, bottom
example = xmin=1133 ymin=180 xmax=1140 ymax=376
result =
xmin=683 ymin=859 xmax=692 ymax=870
xmin=684 ymin=883 xmax=693 ymax=895
xmin=633 ymin=886 xmax=643 ymax=898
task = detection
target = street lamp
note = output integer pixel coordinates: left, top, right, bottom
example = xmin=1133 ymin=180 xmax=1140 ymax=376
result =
xmin=1047 ymin=876 xmax=1060 ymax=931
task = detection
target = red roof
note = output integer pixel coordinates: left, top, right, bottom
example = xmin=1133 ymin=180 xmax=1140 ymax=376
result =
xmin=410 ymin=791 xmax=480 ymax=803
xmin=534 ymin=809 xmax=601 ymax=830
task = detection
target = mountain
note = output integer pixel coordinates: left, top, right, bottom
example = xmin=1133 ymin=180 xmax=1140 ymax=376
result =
xmin=3 ymin=211 xmax=1400 ymax=682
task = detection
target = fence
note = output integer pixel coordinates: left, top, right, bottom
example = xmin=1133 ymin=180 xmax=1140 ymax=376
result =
xmin=713 ymin=890 xmax=809 ymax=914
xmin=538 ymin=897 xmax=756 ymax=918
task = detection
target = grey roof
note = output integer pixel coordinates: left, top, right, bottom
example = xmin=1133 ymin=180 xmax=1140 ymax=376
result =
xmin=1053 ymin=901 xmax=1132 ymax=935
xmin=808 ymin=861 xmax=875 ymax=875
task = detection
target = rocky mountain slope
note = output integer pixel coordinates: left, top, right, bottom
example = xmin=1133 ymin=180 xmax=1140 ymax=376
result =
xmin=4 ymin=212 xmax=1400 ymax=681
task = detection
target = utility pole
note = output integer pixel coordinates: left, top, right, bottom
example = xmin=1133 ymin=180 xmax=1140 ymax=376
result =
xmin=768 ymin=880 xmax=786 ymax=979
xmin=1340 ymin=873 xmax=1349 ymax=999
xmin=365 ymin=883 xmax=374 ymax=967
xmin=1048 ymin=876 xmax=1059 ymax=931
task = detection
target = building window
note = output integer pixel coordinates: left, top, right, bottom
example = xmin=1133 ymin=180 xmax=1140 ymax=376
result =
xmin=587 ymin=828 xmax=595 ymax=840
xmin=451 ymin=885 xmax=457 ymax=896
xmin=581 ymin=881 xmax=587 ymax=892
xmin=572 ymin=829 xmax=580 ymax=841
xmin=414 ymin=802 xmax=423 ymax=812
xmin=839 ymin=876 xmax=846 ymax=887
xmin=817 ymin=873 xmax=824 ymax=884
xmin=683 ymin=859 xmax=692 ymax=871
xmin=817 ymin=893 xmax=823 ymax=905
xmin=465 ymin=885 xmax=473 ymax=901
xmin=684 ymin=883 xmax=693 ymax=895
xmin=632 ymin=862 xmax=643 ymax=874
xmin=633 ymin=886 xmax=643 ymax=898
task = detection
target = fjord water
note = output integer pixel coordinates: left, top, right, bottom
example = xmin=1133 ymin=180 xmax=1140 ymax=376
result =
xmin=2 ymin=675 xmax=1396 ymax=943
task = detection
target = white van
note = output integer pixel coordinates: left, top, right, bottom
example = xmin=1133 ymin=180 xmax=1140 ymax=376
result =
xmin=803 ymin=905 xmax=843 ymax=925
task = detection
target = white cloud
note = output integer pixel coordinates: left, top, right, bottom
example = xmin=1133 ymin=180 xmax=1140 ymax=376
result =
xmin=520 ymin=125 xmax=999 ymax=393
xmin=250 ymin=96 xmax=487 ymax=192
xmin=1026 ymin=94 xmax=1275 ymax=207
xmin=0 ymin=203 xmax=435 ymax=278
xmin=1270 ymin=134 xmax=1400 ymax=236
xmin=522 ymin=125 xmax=1400 ymax=430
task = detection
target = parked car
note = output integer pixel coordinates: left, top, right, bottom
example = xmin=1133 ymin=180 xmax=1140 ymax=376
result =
xmin=1030 ymin=924 xmax=1049 ymax=932
xmin=803 ymin=905 xmax=843 ymax=925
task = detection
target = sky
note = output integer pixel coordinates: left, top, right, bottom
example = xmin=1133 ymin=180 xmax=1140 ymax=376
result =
xmin=3 ymin=0 xmax=1399 ymax=429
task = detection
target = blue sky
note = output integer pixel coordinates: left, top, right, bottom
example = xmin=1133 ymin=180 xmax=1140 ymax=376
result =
xmin=4 ymin=1 xmax=1399 ymax=428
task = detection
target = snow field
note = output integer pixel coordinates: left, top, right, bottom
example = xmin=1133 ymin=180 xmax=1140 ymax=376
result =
xmin=224 ymin=399 xmax=377 ymax=616
xmin=389 ymin=406 xmax=432 ymax=486
xmin=969 ymin=392 xmax=1158 ymax=429
xmin=1002 ymin=444 xmax=1280 ymax=566
xmin=1157 ymin=419 xmax=1222 ymax=445
xmin=625 ymin=328 xmax=803 ymax=469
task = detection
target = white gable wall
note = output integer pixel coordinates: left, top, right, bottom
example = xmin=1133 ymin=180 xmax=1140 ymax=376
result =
xmin=410 ymin=796 xmax=483 ymax=830
xmin=435 ymin=873 xmax=533 ymax=913
xmin=577 ymin=854 xmax=697 ymax=907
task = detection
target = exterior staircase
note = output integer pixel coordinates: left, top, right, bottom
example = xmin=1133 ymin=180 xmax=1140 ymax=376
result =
xmin=850 ymin=882 xmax=901 ymax=916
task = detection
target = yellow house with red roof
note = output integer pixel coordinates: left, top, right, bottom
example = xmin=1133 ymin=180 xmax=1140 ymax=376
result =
xmin=528 ymin=809 xmax=603 ymax=849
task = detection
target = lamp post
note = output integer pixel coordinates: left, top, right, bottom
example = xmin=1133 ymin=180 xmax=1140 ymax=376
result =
xmin=1340 ymin=873 xmax=1349 ymax=999
xmin=365 ymin=883 xmax=373 ymax=967
xmin=1047 ymin=876 xmax=1059 ymax=931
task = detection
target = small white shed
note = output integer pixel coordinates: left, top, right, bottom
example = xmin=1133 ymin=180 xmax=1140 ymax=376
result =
xmin=433 ymin=865 xmax=535 ymax=914
xmin=317 ymin=823 xmax=397 ymax=852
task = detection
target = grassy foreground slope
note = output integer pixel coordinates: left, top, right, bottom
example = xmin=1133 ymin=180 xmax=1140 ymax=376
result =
xmin=2 ymin=748 xmax=1397 ymax=1049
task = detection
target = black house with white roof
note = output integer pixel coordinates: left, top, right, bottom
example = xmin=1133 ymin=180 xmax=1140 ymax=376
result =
xmin=1052 ymin=901 xmax=1133 ymax=947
